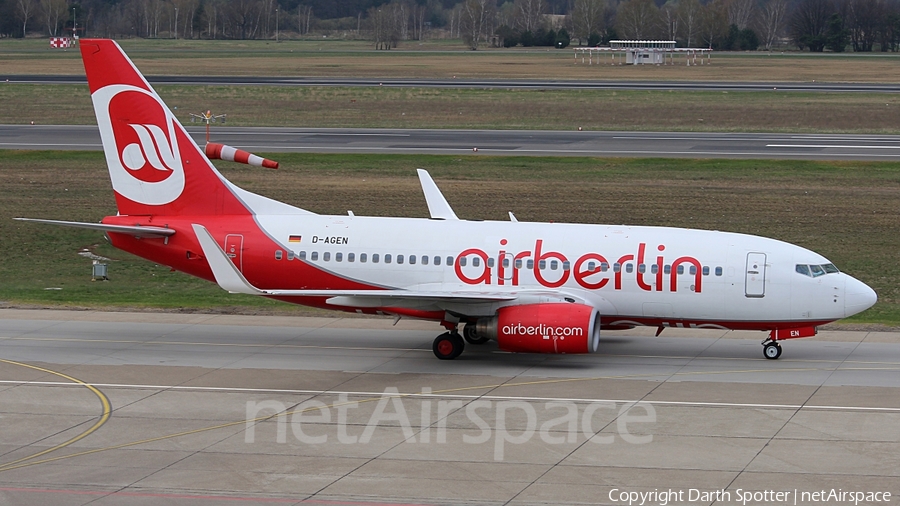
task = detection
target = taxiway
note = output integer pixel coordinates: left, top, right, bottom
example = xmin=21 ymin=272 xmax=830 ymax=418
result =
xmin=0 ymin=309 xmax=897 ymax=505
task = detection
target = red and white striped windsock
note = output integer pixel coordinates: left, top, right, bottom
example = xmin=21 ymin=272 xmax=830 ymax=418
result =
xmin=205 ymin=143 xmax=279 ymax=169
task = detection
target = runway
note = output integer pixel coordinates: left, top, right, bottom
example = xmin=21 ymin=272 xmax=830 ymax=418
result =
xmin=0 ymin=309 xmax=898 ymax=505
xmin=5 ymin=125 xmax=900 ymax=161
xmin=3 ymin=75 xmax=900 ymax=93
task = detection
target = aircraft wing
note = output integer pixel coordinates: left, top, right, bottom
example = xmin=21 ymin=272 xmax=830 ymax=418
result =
xmin=192 ymin=224 xmax=518 ymax=306
xmin=417 ymin=169 xmax=459 ymax=220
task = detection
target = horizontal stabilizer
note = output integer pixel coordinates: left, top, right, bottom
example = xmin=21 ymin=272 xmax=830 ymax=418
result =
xmin=15 ymin=218 xmax=175 ymax=238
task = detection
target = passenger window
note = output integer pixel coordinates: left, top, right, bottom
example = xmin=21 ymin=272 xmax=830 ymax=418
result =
xmin=664 ymin=265 xmax=671 ymax=274
xmin=539 ymin=260 xmax=547 ymax=270
xmin=385 ymin=254 xmax=392 ymax=264
xmin=651 ymin=264 xmax=658 ymax=274
xmin=587 ymin=261 xmax=596 ymax=272
xmin=796 ymin=264 xmax=811 ymax=276
xmin=348 ymin=253 xmax=355 ymax=262
xmin=715 ymin=267 xmax=723 ymax=276
xmin=287 ymin=251 xmax=294 ymax=260
xmin=299 ymin=251 xmax=307 ymax=260
xmin=422 ymin=255 xmax=428 ymax=265
xmin=323 ymin=252 xmax=331 ymax=261
xmin=410 ymin=255 xmax=417 ymax=265
xmin=311 ymin=251 xmax=319 ymax=261
xmin=336 ymin=252 xmax=342 ymax=262
xmin=459 ymin=257 xmax=467 ymax=267
xmin=360 ymin=253 xmax=367 ymax=263
xmin=434 ymin=256 xmax=441 ymax=266
xmin=275 ymin=250 xmax=283 ymax=260
xmin=472 ymin=257 xmax=479 ymax=267
xmin=613 ymin=263 xmax=621 ymax=273
xmin=677 ymin=265 xmax=684 ymax=275
xmin=397 ymin=254 xmax=404 ymax=265
xmin=601 ymin=262 xmax=609 ymax=272
xmin=446 ymin=256 xmax=454 ymax=266
xmin=502 ymin=258 xmax=510 ymax=268
xmin=527 ymin=259 xmax=535 ymax=269
xmin=372 ymin=253 xmax=379 ymax=263
xmin=550 ymin=260 xmax=558 ymax=270
xmin=637 ymin=264 xmax=645 ymax=274
xmin=625 ymin=263 xmax=633 ymax=273
xmin=515 ymin=259 xmax=523 ymax=269
xmin=810 ymin=264 xmax=825 ymax=277
xmin=702 ymin=266 xmax=709 ymax=276
xmin=689 ymin=266 xmax=697 ymax=275
xmin=487 ymin=258 xmax=495 ymax=268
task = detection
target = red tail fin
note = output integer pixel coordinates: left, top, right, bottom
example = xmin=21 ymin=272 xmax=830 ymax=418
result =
xmin=80 ymin=39 xmax=249 ymax=217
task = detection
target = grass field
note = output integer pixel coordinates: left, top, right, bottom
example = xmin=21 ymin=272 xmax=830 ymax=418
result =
xmin=1 ymin=150 xmax=898 ymax=325
xmin=4 ymin=83 xmax=900 ymax=133
xmin=2 ymin=38 xmax=900 ymax=82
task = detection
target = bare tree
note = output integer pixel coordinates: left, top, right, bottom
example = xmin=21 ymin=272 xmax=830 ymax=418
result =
xmin=298 ymin=4 xmax=312 ymax=35
xmin=40 ymin=0 xmax=68 ymax=36
xmin=678 ymin=0 xmax=702 ymax=46
xmin=727 ymin=0 xmax=755 ymax=30
xmin=700 ymin=0 xmax=728 ymax=48
xmin=616 ymin=0 xmax=659 ymax=39
xmin=788 ymin=0 xmax=833 ymax=51
xmin=16 ymin=0 xmax=36 ymax=37
xmin=661 ymin=0 xmax=678 ymax=41
xmin=514 ymin=0 xmax=544 ymax=33
xmin=460 ymin=0 xmax=495 ymax=49
xmin=757 ymin=0 xmax=788 ymax=50
xmin=572 ymin=0 xmax=606 ymax=44
xmin=846 ymin=0 xmax=882 ymax=51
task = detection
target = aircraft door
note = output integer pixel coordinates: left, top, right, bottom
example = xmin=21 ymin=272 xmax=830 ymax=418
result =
xmin=225 ymin=234 xmax=244 ymax=272
xmin=745 ymin=252 xmax=766 ymax=298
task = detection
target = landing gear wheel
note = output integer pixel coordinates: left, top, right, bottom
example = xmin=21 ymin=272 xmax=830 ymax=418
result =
xmin=463 ymin=323 xmax=489 ymax=345
xmin=433 ymin=332 xmax=465 ymax=360
xmin=763 ymin=342 xmax=782 ymax=360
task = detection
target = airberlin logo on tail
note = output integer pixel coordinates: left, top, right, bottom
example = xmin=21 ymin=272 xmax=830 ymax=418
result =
xmin=92 ymin=84 xmax=185 ymax=205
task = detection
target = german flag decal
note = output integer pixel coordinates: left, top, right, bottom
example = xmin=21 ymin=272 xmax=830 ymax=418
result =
xmin=289 ymin=235 xmax=302 ymax=243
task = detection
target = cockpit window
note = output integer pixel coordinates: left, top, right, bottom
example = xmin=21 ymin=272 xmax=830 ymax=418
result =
xmin=796 ymin=263 xmax=839 ymax=278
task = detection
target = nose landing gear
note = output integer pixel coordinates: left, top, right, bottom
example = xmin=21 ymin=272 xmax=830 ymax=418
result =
xmin=763 ymin=340 xmax=783 ymax=359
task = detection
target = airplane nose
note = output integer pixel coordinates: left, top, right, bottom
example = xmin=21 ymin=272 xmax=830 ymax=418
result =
xmin=845 ymin=276 xmax=877 ymax=317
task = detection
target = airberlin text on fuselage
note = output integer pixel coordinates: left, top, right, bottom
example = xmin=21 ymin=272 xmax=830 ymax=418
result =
xmin=455 ymin=239 xmax=703 ymax=293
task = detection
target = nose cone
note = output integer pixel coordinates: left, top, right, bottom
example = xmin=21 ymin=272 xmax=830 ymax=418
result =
xmin=845 ymin=275 xmax=877 ymax=317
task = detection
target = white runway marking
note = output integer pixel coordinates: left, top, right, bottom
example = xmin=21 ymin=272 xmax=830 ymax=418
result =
xmin=2 ymin=379 xmax=899 ymax=412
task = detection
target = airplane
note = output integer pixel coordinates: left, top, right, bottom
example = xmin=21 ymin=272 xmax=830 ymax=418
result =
xmin=17 ymin=39 xmax=877 ymax=361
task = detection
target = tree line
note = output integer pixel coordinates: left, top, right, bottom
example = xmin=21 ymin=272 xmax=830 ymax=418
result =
xmin=3 ymin=0 xmax=899 ymax=52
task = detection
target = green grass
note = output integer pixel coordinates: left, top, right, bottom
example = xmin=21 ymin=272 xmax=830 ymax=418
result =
xmin=1 ymin=150 xmax=899 ymax=324
xmin=5 ymin=84 xmax=900 ymax=134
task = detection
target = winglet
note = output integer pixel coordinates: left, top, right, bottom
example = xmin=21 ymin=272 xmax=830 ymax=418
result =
xmin=192 ymin=224 xmax=262 ymax=295
xmin=417 ymin=169 xmax=459 ymax=220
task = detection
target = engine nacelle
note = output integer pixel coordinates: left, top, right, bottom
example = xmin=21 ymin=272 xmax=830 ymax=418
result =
xmin=475 ymin=303 xmax=601 ymax=354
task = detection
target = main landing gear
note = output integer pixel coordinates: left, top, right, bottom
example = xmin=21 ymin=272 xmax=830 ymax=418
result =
xmin=432 ymin=323 xmax=489 ymax=360
xmin=762 ymin=339 xmax=783 ymax=360
xmin=432 ymin=332 xmax=465 ymax=360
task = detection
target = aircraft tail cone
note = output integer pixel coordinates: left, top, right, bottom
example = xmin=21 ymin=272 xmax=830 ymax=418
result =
xmin=205 ymin=142 xmax=279 ymax=169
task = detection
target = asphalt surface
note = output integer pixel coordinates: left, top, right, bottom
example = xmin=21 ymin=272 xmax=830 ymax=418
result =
xmin=0 ymin=309 xmax=898 ymax=505
xmin=4 ymin=75 xmax=900 ymax=92
xmin=5 ymin=124 xmax=900 ymax=161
